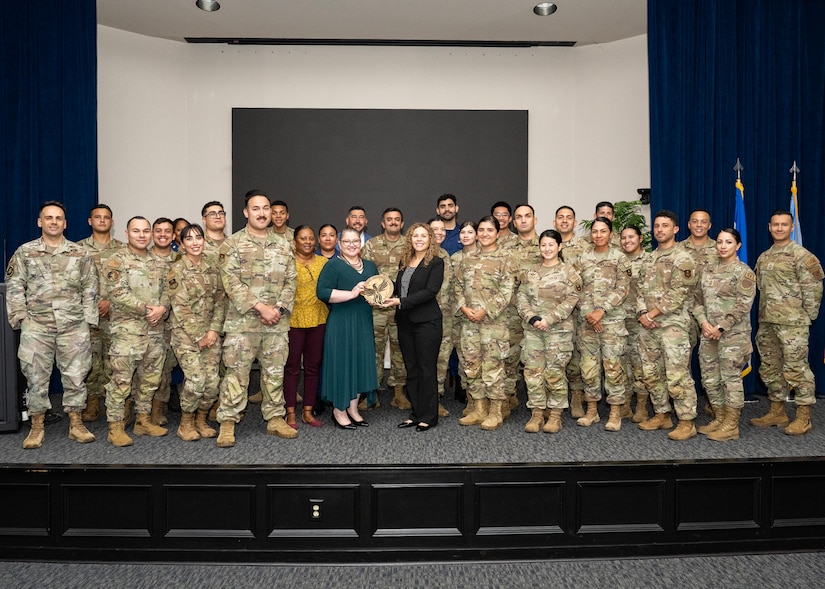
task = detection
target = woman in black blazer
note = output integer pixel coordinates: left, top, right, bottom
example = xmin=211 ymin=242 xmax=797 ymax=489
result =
xmin=382 ymin=223 xmax=445 ymax=431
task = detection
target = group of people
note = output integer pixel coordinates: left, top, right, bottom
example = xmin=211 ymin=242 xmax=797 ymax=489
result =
xmin=5 ymin=192 xmax=823 ymax=451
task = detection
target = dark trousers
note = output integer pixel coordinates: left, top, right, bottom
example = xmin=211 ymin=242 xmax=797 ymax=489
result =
xmin=397 ymin=315 xmax=442 ymax=425
xmin=285 ymin=324 xmax=326 ymax=409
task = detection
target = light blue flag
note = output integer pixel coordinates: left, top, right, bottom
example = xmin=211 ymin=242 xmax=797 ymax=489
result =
xmin=734 ymin=178 xmax=748 ymax=265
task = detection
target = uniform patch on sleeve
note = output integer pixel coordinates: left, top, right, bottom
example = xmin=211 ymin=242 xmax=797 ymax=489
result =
xmin=5 ymin=263 xmax=14 ymax=278
xmin=804 ymin=256 xmax=825 ymax=280
xmin=167 ymin=278 xmax=179 ymax=292
xmin=626 ymin=268 xmax=633 ymax=277
xmin=106 ymin=269 xmax=121 ymax=282
xmin=683 ymin=269 xmax=692 ymax=278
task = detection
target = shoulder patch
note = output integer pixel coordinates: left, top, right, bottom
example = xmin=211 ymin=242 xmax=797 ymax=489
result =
xmin=683 ymin=269 xmax=692 ymax=279
xmin=5 ymin=263 xmax=15 ymax=278
xmin=803 ymin=256 xmax=825 ymax=281
xmin=106 ymin=269 xmax=121 ymax=282
xmin=167 ymin=277 xmax=179 ymax=292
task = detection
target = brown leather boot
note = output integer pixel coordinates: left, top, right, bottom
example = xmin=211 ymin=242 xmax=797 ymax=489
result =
xmin=750 ymin=400 xmax=789 ymax=428
xmin=23 ymin=413 xmax=46 ymax=449
xmin=668 ymin=419 xmax=697 ymax=440
xmin=784 ymin=405 xmax=812 ymax=436
xmin=524 ymin=407 xmax=544 ymax=433
xmin=81 ymin=395 xmax=100 ymax=422
xmin=480 ymin=399 xmax=504 ymax=431
xmin=570 ymin=390 xmax=584 ymax=418
xmin=107 ymin=420 xmax=133 ymax=447
xmin=459 ymin=398 xmax=488 ymax=426
xmin=195 ymin=409 xmax=217 ymax=438
xmin=707 ymin=407 xmax=741 ymax=441
xmin=542 ymin=408 xmax=563 ymax=433
xmin=391 ymin=385 xmax=411 ymax=410
xmin=604 ymin=403 xmax=622 ymax=432
xmin=632 ymin=393 xmax=650 ymax=423
xmin=68 ymin=412 xmax=95 ymax=443
xmin=133 ymin=413 xmax=168 ymax=437
xmin=177 ymin=412 xmax=200 ymax=442
xmin=576 ymin=401 xmax=600 ymax=427
xmin=698 ymin=405 xmax=725 ymax=435
xmin=216 ymin=421 xmax=235 ymax=447
xmin=638 ymin=412 xmax=673 ymax=431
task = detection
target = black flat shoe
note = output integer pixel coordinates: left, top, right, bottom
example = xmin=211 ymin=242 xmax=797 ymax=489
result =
xmin=333 ymin=416 xmax=356 ymax=430
xmin=416 ymin=423 xmax=433 ymax=432
xmin=347 ymin=411 xmax=368 ymax=427
xmin=398 ymin=420 xmax=416 ymax=429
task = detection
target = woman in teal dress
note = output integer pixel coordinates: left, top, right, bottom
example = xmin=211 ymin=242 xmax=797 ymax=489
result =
xmin=316 ymin=227 xmax=379 ymax=429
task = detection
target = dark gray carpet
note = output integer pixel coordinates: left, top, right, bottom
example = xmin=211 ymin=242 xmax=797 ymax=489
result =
xmin=2 ymin=552 xmax=825 ymax=588
xmin=1 ymin=392 xmax=824 ymax=466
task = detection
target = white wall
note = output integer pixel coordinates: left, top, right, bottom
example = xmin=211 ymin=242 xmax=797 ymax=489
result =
xmin=98 ymin=25 xmax=649 ymax=235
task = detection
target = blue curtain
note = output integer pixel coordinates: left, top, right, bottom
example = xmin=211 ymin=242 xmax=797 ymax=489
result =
xmin=648 ymin=0 xmax=825 ymax=392
xmin=1 ymin=1 xmax=97 ymax=267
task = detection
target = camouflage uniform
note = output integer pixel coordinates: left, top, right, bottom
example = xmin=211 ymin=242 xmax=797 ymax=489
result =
xmin=167 ymin=256 xmax=227 ymax=412
xmin=516 ymin=262 xmax=581 ymax=409
xmin=574 ymin=247 xmax=631 ymax=405
xmin=622 ymin=250 xmax=648 ymax=399
xmin=6 ymin=238 xmax=98 ymax=414
xmin=217 ymin=227 xmax=296 ymax=423
xmin=636 ymin=245 xmax=698 ymax=419
xmin=679 ymin=238 xmax=719 ymax=348
xmin=202 ymin=234 xmax=226 ymax=266
xmin=362 ymin=234 xmax=406 ymax=387
xmin=435 ymin=248 xmax=453 ymax=393
xmin=104 ymin=248 xmax=169 ymax=420
xmin=452 ymin=246 xmax=514 ymax=401
xmin=450 ymin=247 xmax=479 ymax=382
xmin=755 ymin=242 xmax=824 ymax=406
xmin=77 ymin=236 xmax=125 ymax=402
xmin=560 ymin=236 xmax=591 ymax=397
xmin=693 ymin=259 xmax=756 ymax=409
xmin=146 ymin=248 xmax=178 ymax=405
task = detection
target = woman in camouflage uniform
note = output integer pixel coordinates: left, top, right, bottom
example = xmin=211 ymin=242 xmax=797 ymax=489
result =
xmin=516 ymin=230 xmax=581 ymax=434
xmin=452 ymin=221 xmax=479 ymax=416
xmin=620 ymin=226 xmax=651 ymax=423
xmin=693 ymin=228 xmax=755 ymax=441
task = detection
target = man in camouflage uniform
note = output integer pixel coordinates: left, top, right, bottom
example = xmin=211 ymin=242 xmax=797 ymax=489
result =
xmin=216 ymin=191 xmax=297 ymax=446
xmin=201 ymin=200 xmax=228 ymax=265
xmin=582 ymin=201 xmax=622 ymax=248
xmin=270 ymin=199 xmax=294 ymax=242
xmin=751 ymin=210 xmax=824 ymax=435
xmin=636 ymin=210 xmax=698 ymax=440
xmin=554 ymin=205 xmax=591 ymax=417
xmin=362 ymin=207 xmax=408 ymax=410
xmin=492 ymin=201 xmax=517 ymax=247
xmin=77 ymin=204 xmax=125 ymax=422
xmin=104 ymin=216 xmax=171 ymax=446
xmin=6 ymin=201 xmax=98 ymax=449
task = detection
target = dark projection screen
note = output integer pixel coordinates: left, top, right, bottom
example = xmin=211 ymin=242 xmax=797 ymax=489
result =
xmin=231 ymin=109 xmax=528 ymax=235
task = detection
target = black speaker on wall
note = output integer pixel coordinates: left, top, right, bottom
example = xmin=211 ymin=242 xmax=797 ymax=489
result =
xmin=0 ymin=283 xmax=22 ymax=433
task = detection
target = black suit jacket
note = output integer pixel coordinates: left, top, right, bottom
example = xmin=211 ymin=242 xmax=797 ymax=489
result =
xmin=393 ymin=256 xmax=444 ymax=324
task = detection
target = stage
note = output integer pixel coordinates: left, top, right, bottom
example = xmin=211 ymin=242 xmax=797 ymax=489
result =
xmin=1 ymin=392 xmax=824 ymax=562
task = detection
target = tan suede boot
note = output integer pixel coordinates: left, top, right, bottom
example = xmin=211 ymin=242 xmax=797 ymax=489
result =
xmin=751 ymin=400 xmax=790 ymax=428
xmin=500 ymin=397 xmax=512 ymax=422
xmin=107 ymin=420 xmax=133 ymax=447
xmin=638 ymin=412 xmax=673 ymax=431
xmin=195 ymin=409 xmax=217 ymax=438
xmin=216 ymin=421 xmax=235 ymax=447
xmin=438 ymin=403 xmax=450 ymax=417
xmin=267 ymin=416 xmax=299 ymax=439
xmin=570 ymin=390 xmax=584 ymax=418
xmin=604 ymin=404 xmax=622 ymax=432
xmin=461 ymin=396 xmax=476 ymax=417
xmin=542 ymin=408 xmax=563 ymax=433
xmin=707 ymin=407 xmax=741 ymax=441
xmin=68 ymin=412 xmax=95 ymax=443
xmin=632 ymin=392 xmax=650 ymax=423
xmin=668 ymin=419 xmax=697 ymax=440
xmin=459 ymin=397 xmax=488 ymax=426
xmin=480 ymin=399 xmax=504 ymax=431
xmin=23 ymin=413 xmax=45 ymax=449
xmin=698 ymin=405 xmax=725 ymax=435
xmin=620 ymin=396 xmax=633 ymax=419
xmin=133 ymin=413 xmax=168 ymax=437
xmin=208 ymin=400 xmax=220 ymax=421
xmin=81 ymin=395 xmax=100 ymax=422
xmin=576 ymin=401 xmax=600 ymax=427
xmin=150 ymin=398 xmax=167 ymax=426
xmin=248 ymin=391 xmax=263 ymax=404
xmin=177 ymin=412 xmax=200 ymax=441
xmin=784 ymin=405 xmax=812 ymax=436
xmin=508 ymin=394 xmax=519 ymax=410
xmin=391 ymin=385 xmax=411 ymax=410
xmin=524 ymin=408 xmax=545 ymax=433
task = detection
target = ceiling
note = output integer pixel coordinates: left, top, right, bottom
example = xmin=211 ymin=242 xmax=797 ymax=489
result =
xmin=96 ymin=0 xmax=647 ymax=47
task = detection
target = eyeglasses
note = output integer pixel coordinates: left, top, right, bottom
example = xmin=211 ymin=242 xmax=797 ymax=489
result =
xmin=340 ymin=240 xmax=361 ymax=246
xmin=205 ymin=211 xmax=226 ymax=218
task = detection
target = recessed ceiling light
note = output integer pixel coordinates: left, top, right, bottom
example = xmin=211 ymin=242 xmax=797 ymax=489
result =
xmin=196 ymin=0 xmax=221 ymax=12
xmin=534 ymin=2 xmax=558 ymax=16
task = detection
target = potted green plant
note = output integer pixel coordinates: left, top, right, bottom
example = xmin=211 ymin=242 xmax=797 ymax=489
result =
xmin=579 ymin=200 xmax=652 ymax=251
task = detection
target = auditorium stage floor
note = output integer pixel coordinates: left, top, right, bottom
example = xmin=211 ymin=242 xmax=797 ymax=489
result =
xmin=2 ymin=393 xmax=823 ymax=467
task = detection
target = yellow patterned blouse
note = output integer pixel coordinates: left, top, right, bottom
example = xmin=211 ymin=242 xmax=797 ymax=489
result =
xmin=290 ymin=254 xmax=329 ymax=328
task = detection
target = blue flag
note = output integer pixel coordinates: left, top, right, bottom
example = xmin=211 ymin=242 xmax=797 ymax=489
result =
xmin=790 ymin=179 xmax=803 ymax=246
xmin=734 ymin=178 xmax=748 ymax=265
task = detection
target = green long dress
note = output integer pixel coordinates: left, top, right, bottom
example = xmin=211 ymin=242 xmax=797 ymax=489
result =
xmin=316 ymin=257 xmax=379 ymax=410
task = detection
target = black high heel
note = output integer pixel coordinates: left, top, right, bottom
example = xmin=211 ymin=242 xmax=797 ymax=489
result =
xmin=333 ymin=412 xmax=356 ymax=430
xmin=347 ymin=410 xmax=368 ymax=427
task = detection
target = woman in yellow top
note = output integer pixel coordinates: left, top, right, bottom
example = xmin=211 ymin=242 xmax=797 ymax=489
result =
xmin=285 ymin=225 xmax=329 ymax=428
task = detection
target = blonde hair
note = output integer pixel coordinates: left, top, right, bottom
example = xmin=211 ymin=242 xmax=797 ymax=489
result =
xmin=400 ymin=223 xmax=439 ymax=269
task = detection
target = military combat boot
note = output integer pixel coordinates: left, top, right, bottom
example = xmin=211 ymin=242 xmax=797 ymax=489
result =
xmin=750 ymin=400 xmax=789 ymax=428
xmin=576 ymin=401 xmax=600 ymax=427
xmin=524 ymin=408 xmax=544 ymax=433
xmin=23 ymin=413 xmax=46 ymax=449
xmin=638 ymin=412 xmax=673 ymax=431
xmin=122 ymin=398 xmax=135 ymax=426
xmin=459 ymin=398 xmax=488 ymax=426
xmin=247 ymin=390 xmax=263 ymax=404
xmin=707 ymin=407 xmax=741 ymax=441
xmin=133 ymin=413 xmax=168 ymax=437
xmin=150 ymin=398 xmax=167 ymax=426
xmin=267 ymin=416 xmax=299 ymax=439
xmin=107 ymin=420 xmax=133 ymax=447
xmin=570 ymin=390 xmax=584 ymax=418
xmin=668 ymin=419 xmax=697 ymax=441
xmin=604 ymin=403 xmax=622 ymax=432
xmin=177 ymin=412 xmax=200 ymax=442
xmin=784 ymin=405 xmax=812 ymax=436
xmin=620 ymin=396 xmax=633 ymax=420
xmin=480 ymin=399 xmax=504 ymax=431
xmin=195 ymin=409 xmax=217 ymax=438
xmin=216 ymin=421 xmax=235 ymax=447
xmin=81 ymin=395 xmax=100 ymax=422
xmin=391 ymin=385 xmax=411 ymax=410
xmin=542 ymin=408 xmax=563 ymax=433
xmin=438 ymin=403 xmax=450 ymax=417
xmin=461 ymin=396 xmax=475 ymax=417
xmin=68 ymin=412 xmax=95 ymax=443
xmin=698 ymin=405 xmax=725 ymax=435
xmin=632 ymin=393 xmax=650 ymax=423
